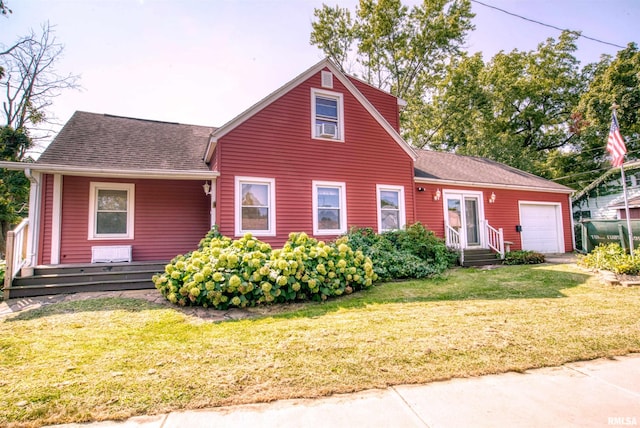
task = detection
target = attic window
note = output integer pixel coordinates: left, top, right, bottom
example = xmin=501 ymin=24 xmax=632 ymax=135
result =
xmin=321 ymin=70 xmax=333 ymax=89
xmin=311 ymin=88 xmax=344 ymax=141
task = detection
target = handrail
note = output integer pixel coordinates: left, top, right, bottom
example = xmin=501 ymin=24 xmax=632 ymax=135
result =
xmin=484 ymin=220 xmax=505 ymax=259
xmin=445 ymin=224 xmax=464 ymax=265
xmin=4 ymin=218 xmax=29 ymax=300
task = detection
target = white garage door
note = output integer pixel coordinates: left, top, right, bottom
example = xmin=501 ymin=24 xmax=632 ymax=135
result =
xmin=519 ymin=203 xmax=563 ymax=253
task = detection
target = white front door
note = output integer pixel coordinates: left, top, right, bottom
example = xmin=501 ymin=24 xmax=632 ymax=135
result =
xmin=445 ymin=191 xmax=483 ymax=248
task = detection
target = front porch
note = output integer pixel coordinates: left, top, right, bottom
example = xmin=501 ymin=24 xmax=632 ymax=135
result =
xmin=5 ymin=260 xmax=165 ymax=299
xmin=446 ymin=220 xmax=506 ymax=267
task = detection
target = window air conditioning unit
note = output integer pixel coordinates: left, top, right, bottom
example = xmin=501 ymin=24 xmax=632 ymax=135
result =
xmin=318 ymin=123 xmax=337 ymax=138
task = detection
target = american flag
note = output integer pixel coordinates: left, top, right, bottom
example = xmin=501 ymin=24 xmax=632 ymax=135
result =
xmin=607 ymin=113 xmax=626 ymax=167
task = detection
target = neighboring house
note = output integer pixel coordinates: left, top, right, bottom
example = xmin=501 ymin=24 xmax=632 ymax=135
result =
xmin=572 ymin=161 xmax=640 ymax=220
xmin=2 ymin=58 xmax=574 ymax=296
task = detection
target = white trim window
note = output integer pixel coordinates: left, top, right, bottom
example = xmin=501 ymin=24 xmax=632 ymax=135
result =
xmin=376 ymin=185 xmax=406 ymax=232
xmin=88 ymin=182 xmax=135 ymax=240
xmin=235 ymin=176 xmax=276 ymax=236
xmin=311 ymin=88 xmax=344 ymax=141
xmin=313 ymin=181 xmax=347 ymax=235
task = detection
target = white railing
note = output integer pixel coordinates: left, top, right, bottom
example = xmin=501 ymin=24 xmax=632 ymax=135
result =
xmin=4 ymin=218 xmax=29 ymax=300
xmin=445 ymin=224 xmax=464 ymax=265
xmin=484 ymin=220 xmax=505 ymax=259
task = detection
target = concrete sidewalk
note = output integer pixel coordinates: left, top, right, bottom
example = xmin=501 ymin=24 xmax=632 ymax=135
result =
xmin=52 ymin=353 xmax=640 ymax=428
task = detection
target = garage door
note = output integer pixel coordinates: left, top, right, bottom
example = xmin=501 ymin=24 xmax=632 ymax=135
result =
xmin=519 ymin=203 xmax=563 ymax=253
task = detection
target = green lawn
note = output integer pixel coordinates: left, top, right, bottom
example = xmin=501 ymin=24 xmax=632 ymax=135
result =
xmin=1 ymin=263 xmax=639 ymax=427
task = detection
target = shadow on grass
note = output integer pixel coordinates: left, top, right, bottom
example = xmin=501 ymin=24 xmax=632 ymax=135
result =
xmin=259 ymin=264 xmax=593 ymax=320
xmin=4 ymin=264 xmax=593 ymax=323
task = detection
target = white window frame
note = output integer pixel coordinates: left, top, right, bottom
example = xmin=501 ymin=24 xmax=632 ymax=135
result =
xmin=313 ymin=181 xmax=347 ymax=235
xmin=311 ymin=88 xmax=345 ymax=142
xmin=235 ymin=176 xmax=276 ymax=237
xmin=376 ymin=184 xmax=406 ymax=232
xmin=88 ymin=182 xmax=135 ymax=240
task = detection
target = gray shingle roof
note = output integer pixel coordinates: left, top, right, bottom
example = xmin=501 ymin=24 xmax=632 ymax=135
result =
xmin=37 ymin=111 xmax=215 ymax=172
xmin=414 ymin=150 xmax=572 ymax=193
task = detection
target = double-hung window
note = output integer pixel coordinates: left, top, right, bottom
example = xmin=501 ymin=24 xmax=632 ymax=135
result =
xmin=313 ymin=181 xmax=347 ymax=235
xmin=235 ymin=177 xmax=276 ymax=236
xmin=377 ymin=185 xmax=406 ymax=232
xmin=88 ymin=182 xmax=135 ymax=239
xmin=311 ymin=88 xmax=344 ymax=141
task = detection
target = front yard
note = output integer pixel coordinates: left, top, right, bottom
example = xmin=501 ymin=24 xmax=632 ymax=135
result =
xmin=1 ymin=263 xmax=639 ymax=427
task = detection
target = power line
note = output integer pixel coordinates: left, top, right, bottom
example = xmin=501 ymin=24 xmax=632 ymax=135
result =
xmin=470 ymin=0 xmax=626 ymax=50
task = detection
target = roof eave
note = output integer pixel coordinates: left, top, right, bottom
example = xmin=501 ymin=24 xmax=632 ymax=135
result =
xmin=0 ymin=161 xmax=219 ymax=180
xmin=414 ymin=176 xmax=573 ymax=194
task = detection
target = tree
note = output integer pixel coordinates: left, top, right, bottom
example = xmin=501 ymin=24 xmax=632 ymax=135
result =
xmin=1 ymin=22 xmax=80 ymax=136
xmin=311 ymin=0 xmax=474 ymax=143
xmin=0 ymin=22 xmax=80 ymax=250
xmin=562 ymin=43 xmax=640 ymax=189
xmin=415 ymin=31 xmax=584 ymax=178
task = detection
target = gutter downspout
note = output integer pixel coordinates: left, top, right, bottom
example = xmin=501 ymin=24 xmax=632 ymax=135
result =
xmin=24 ymin=168 xmax=41 ymax=272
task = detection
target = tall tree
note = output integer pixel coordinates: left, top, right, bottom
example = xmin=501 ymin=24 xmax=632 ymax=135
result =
xmin=562 ymin=43 xmax=640 ymax=189
xmin=414 ymin=31 xmax=584 ymax=178
xmin=0 ymin=23 xmax=80 ymax=250
xmin=311 ymin=0 xmax=474 ymax=143
xmin=1 ymin=22 xmax=80 ymax=136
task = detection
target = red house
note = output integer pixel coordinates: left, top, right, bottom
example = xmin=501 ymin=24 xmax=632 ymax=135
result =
xmin=2 ymin=59 xmax=573 ymax=297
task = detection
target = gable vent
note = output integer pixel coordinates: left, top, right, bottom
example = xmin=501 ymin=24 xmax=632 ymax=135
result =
xmin=321 ymin=71 xmax=333 ymax=89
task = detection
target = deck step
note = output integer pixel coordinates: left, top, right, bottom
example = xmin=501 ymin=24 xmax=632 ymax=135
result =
xmin=6 ymin=262 xmax=167 ymax=299
xmin=462 ymin=249 xmax=503 ymax=267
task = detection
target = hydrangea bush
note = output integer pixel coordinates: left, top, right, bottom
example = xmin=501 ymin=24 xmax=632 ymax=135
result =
xmin=153 ymin=231 xmax=377 ymax=309
xmin=577 ymin=243 xmax=640 ymax=275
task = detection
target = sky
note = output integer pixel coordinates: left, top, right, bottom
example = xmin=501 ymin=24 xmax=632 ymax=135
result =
xmin=2 ymin=0 xmax=639 ymax=156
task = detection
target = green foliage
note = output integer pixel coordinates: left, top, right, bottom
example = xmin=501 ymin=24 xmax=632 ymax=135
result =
xmin=344 ymin=223 xmax=456 ymax=281
xmin=577 ymin=243 xmax=640 ymax=275
xmin=504 ymin=250 xmax=546 ymax=265
xmin=310 ymin=0 xmax=474 ymax=143
xmin=0 ymin=259 xmax=5 ymax=293
xmin=419 ymin=31 xmax=583 ymax=180
xmin=153 ymin=231 xmax=377 ymax=309
xmin=566 ymin=43 xmax=640 ymax=190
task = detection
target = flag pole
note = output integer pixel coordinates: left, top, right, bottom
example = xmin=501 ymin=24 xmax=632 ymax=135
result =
xmin=619 ymin=164 xmax=634 ymax=257
xmin=612 ymin=104 xmax=634 ymax=257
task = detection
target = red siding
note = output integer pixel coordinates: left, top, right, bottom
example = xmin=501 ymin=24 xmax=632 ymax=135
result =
xmin=347 ymin=76 xmax=401 ymax=131
xmin=415 ymin=184 xmax=573 ymax=252
xmin=38 ymin=174 xmax=54 ymax=265
xmin=619 ymin=208 xmax=640 ymax=219
xmin=217 ymin=68 xmax=415 ymax=247
xmin=54 ymin=177 xmax=210 ymax=264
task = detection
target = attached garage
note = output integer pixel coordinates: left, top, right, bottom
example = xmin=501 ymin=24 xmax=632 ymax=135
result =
xmin=519 ymin=202 xmax=565 ymax=253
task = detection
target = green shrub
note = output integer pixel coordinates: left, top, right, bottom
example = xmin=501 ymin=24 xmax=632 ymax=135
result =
xmin=504 ymin=250 xmax=545 ymax=265
xmin=344 ymin=223 xmax=456 ymax=281
xmin=0 ymin=259 xmax=5 ymax=295
xmin=577 ymin=243 xmax=640 ymax=275
xmin=153 ymin=231 xmax=377 ymax=309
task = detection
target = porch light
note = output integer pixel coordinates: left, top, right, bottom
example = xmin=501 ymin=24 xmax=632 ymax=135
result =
xmin=489 ymin=192 xmax=496 ymax=204
xmin=202 ymin=182 xmax=211 ymax=195
xmin=433 ymin=189 xmax=441 ymax=201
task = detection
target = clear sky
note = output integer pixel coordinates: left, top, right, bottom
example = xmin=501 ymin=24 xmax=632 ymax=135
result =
xmin=2 ymin=0 xmax=639 ymax=155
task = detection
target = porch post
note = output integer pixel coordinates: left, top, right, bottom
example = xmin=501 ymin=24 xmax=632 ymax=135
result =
xmin=3 ymin=230 xmax=15 ymax=300
xmin=24 ymin=169 xmax=41 ymax=271
xmin=210 ymin=179 xmax=217 ymax=229
xmin=50 ymin=174 xmax=63 ymax=264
